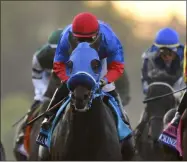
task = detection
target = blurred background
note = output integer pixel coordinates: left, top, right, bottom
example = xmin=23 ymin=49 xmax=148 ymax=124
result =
xmin=1 ymin=1 xmax=186 ymax=160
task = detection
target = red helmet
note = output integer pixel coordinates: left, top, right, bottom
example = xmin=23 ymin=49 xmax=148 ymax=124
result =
xmin=72 ymin=12 xmax=99 ymax=38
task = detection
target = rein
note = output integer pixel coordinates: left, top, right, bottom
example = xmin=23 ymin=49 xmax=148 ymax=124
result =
xmin=143 ymin=86 xmax=187 ymax=103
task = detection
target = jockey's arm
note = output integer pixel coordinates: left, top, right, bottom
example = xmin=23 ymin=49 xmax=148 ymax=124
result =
xmin=53 ymin=32 xmax=70 ymax=82
xmin=32 ymin=52 xmax=50 ymax=102
xmin=104 ymin=34 xmax=124 ymax=83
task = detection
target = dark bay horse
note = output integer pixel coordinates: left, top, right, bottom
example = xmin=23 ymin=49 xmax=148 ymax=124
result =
xmin=135 ymin=82 xmax=177 ymax=160
xmin=39 ymin=32 xmax=135 ymax=160
xmin=50 ymin=88 xmax=128 ymax=160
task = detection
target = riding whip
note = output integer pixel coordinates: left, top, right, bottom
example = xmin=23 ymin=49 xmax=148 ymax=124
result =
xmin=12 ymin=112 xmax=29 ymax=127
xmin=25 ymin=97 xmax=68 ymax=126
xmin=12 ymin=102 xmax=42 ymax=127
xmin=143 ymin=86 xmax=187 ymax=103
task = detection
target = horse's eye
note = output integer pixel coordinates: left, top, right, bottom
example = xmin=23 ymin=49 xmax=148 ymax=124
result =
xmin=66 ymin=61 xmax=73 ymax=74
xmin=91 ymin=59 xmax=101 ymax=74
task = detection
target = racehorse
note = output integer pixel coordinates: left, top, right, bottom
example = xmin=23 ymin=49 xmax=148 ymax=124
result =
xmin=135 ymin=82 xmax=177 ymax=160
xmin=0 ymin=141 xmax=6 ymax=161
xmin=161 ymin=97 xmax=187 ymax=161
xmin=38 ymin=32 xmax=135 ymax=161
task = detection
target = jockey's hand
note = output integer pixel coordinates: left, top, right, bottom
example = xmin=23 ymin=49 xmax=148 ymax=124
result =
xmin=99 ymin=78 xmax=108 ymax=88
xmin=31 ymin=100 xmax=42 ymax=110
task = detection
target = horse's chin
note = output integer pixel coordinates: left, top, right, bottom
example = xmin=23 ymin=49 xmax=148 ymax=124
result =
xmin=71 ymin=97 xmax=90 ymax=112
xmin=71 ymin=85 xmax=92 ymax=112
xmin=73 ymin=102 xmax=90 ymax=112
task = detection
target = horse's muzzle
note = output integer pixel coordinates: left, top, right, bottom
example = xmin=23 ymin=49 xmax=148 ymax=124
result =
xmin=67 ymin=72 xmax=97 ymax=92
xmin=71 ymin=85 xmax=92 ymax=112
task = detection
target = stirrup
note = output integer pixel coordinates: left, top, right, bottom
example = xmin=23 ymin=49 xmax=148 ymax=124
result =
xmin=36 ymin=128 xmax=50 ymax=148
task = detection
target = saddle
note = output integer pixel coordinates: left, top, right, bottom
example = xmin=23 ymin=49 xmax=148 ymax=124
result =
xmin=158 ymin=110 xmax=186 ymax=157
xmin=176 ymin=110 xmax=186 ymax=157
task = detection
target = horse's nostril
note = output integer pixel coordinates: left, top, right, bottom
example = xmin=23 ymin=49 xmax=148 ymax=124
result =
xmin=72 ymin=94 xmax=75 ymax=98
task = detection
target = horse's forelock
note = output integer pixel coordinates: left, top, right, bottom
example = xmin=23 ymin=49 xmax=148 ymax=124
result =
xmin=147 ymin=82 xmax=174 ymax=98
xmin=148 ymin=82 xmax=174 ymax=93
xmin=146 ymin=83 xmax=177 ymax=114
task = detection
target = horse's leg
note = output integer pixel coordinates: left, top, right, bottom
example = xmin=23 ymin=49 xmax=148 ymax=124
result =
xmin=121 ymin=134 xmax=135 ymax=160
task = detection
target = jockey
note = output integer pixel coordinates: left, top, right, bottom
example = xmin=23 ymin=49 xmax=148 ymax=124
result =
xmin=135 ymin=27 xmax=185 ymax=139
xmin=158 ymin=44 xmax=187 ymax=149
xmin=141 ymin=27 xmax=184 ymax=95
xmin=37 ymin=12 xmax=131 ymax=143
xmin=16 ymin=29 xmax=63 ymax=145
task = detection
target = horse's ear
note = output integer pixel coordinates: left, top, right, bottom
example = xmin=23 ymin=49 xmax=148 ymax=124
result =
xmin=89 ymin=34 xmax=102 ymax=52
xmin=68 ymin=31 xmax=78 ymax=54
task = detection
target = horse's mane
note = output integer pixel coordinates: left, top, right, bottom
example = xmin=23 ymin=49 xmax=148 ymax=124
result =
xmin=146 ymin=82 xmax=177 ymax=115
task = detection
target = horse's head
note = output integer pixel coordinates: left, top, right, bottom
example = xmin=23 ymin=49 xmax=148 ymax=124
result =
xmin=66 ymin=31 xmax=102 ymax=112
xmin=146 ymin=82 xmax=177 ymax=110
xmin=146 ymin=82 xmax=177 ymax=142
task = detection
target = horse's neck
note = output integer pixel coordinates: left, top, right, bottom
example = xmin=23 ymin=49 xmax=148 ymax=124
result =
xmin=147 ymin=100 xmax=173 ymax=116
xmin=65 ymin=100 xmax=105 ymax=158
xmin=63 ymin=99 xmax=121 ymax=160
xmin=71 ymin=99 xmax=106 ymax=133
xmin=68 ymin=98 xmax=116 ymax=147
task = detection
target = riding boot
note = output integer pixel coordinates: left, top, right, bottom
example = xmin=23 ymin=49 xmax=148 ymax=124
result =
xmin=158 ymin=90 xmax=187 ymax=149
xmin=114 ymin=93 xmax=132 ymax=128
